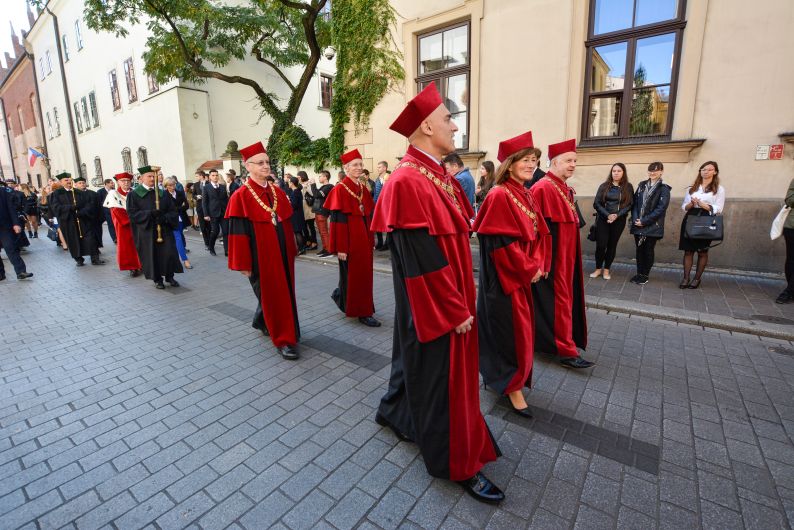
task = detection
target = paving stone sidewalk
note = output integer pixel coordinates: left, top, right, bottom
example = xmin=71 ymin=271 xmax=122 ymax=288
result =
xmin=1 ymin=235 xmax=794 ymax=529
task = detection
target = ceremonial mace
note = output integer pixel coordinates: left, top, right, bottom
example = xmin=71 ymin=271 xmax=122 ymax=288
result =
xmin=152 ymin=166 xmax=164 ymax=243
xmin=70 ymin=184 xmax=83 ymax=239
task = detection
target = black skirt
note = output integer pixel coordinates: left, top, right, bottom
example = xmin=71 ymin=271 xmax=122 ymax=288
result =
xmin=678 ymin=208 xmax=712 ymax=252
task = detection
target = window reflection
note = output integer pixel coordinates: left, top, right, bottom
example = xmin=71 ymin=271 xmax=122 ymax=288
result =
xmin=588 ymin=96 xmax=621 ymax=137
xmin=635 ymin=0 xmax=678 ymax=27
xmin=634 ymin=33 xmax=675 ymax=87
xmin=593 ymin=0 xmax=633 ymax=35
xmin=630 ymin=86 xmax=669 ymax=135
xmin=591 ymin=42 xmax=627 ymax=92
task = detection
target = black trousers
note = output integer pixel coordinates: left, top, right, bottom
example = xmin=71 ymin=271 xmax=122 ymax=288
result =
xmin=635 ymin=235 xmax=660 ymax=276
xmin=594 ymin=215 xmax=626 ymax=269
xmin=198 ymin=209 xmax=211 ymax=248
xmin=209 ymin=217 xmax=228 ymax=254
xmin=103 ymin=208 xmax=117 ymax=242
xmin=0 ymin=228 xmax=27 ymax=276
xmin=302 ymin=219 xmax=317 ymax=245
xmin=784 ymin=228 xmax=794 ymax=294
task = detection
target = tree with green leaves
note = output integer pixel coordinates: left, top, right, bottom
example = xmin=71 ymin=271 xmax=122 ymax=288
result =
xmin=629 ymin=64 xmax=657 ymax=135
xmin=32 ymin=0 xmax=402 ymax=170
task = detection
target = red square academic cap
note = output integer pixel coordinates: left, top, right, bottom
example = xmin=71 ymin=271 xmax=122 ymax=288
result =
xmin=389 ymin=82 xmax=444 ymax=138
xmin=340 ymin=149 xmax=363 ymax=165
xmin=497 ymin=131 xmax=534 ymax=163
xmin=548 ymin=139 xmax=576 ymax=160
xmin=240 ymin=141 xmax=267 ymax=162
xmin=113 ymin=172 xmax=133 ymax=180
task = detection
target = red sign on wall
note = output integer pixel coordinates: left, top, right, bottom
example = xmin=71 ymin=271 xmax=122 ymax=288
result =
xmin=770 ymin=144 xmax=784 ymax=160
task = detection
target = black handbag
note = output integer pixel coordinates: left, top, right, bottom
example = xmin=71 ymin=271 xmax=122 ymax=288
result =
xmin=587 ymin=224 xmax=597 ymax=242
xmin=685 ymin=214 xmax=723 ymax=246
xmin=575 ymin=201 xmax=586 ymax=229
xmin=304 ymin=192 xmax=315 ymax=207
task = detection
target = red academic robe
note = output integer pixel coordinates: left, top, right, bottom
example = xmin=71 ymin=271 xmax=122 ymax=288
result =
xmin=226 ymin=179 xmax=300 ymax=348
xmin=529 ymin=172 xmax=588 ymax=358
xmin=371 ymin=145 xmax=499 ymax=481
xmin=325 ymin=176 xmax=376 ymax=317
xmin=473 ymin=178 xmax=550 ymax=394
xmin=108 ymin=189 xmax=142 ymax=271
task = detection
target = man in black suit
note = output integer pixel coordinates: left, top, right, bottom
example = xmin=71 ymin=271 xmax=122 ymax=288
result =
xmin=203 ymin=169 xmax=229 ymax=256
xmin=0 ymin=184 xmax=33 ymax=281
xmin=226 ymin=169 xmax=241 ymax=195
xmin=96 ymin=179 xmax=117 ymax=244
xmin=193 ymin=171 xmax=211 ymax=249
xmin=522 ymin=147 xmax=546 ymax=189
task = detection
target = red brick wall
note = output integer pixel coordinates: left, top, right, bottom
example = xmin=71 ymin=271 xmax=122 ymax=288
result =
xmin=0 ymin=58 xmax=39 ymax=138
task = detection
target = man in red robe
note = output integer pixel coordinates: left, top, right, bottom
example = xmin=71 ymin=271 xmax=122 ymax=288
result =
xmin=226 ymin=141 xmax=300 ymax=360
xmin=325 ymin=149 xmax=381 ymax=327
xmin=371 ymin=83 xmax=503 ymax=504
xmin=104 ymin=172 xmax=142 ymax=277
xmin=529 ymin=139 xmax=594 ymax=368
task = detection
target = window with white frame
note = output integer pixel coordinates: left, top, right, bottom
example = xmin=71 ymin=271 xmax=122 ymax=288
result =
xmin=123 ymin=58 xmax=138 ymax=103
xmin=94 ymin=157 xmax=102 ymax=178
xmin=108 ymin=70 xmax=121 ymax=111
xmin=121 ymin=147 xmax=132 ymax=173
xmin=62 ymin=35 xmax=70 ymax=61
xmin=147 ymin=74 xmax=159 ymax=94
xmin=137 ymin=146 xmax=148 ymax=167
xmin=45 ymin=51 xmax=52 ymax=74
xmin=46 ymin=112 xmax=53 ymax=140
xmin=81 ymin=97 xmax=91 ymax=131
xmin=53 ymin=107 xmax=61 ymax=136
xmin=75 ymin=20 xmax=84 ymax=50
xmin=88 ymin=92 xmax=99 ymax=128
xmin=73 ymin=102 xmax=83 ymax=133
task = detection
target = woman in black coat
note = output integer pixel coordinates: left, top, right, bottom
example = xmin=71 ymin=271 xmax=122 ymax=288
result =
xmin=629 ymin=161 xmax=671 ymax=285
xmin=590 ymin=163 xmax=633 ymax=280
xmin=288 ymin=176 xmax=306 ymax=254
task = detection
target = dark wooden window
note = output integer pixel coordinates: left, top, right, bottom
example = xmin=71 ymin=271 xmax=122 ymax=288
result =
xmin=147 ymin=74 xmax=159 ymax=94
xmin=73 ymin=101 xmax=83 ymax=133
xmin=582 ymin=0 xmax=686 ymax=143
xmin=123 ymin=58 xmax=138 ymax=103
xmin=88 ymin=92 xmax=100 ymax=128
xmin=75 ymin=20 xmax=84 ymax=50
xmin=320 ymin=75 xmax=333 ymax=109
xmin=81 ymin=96 xmax=91 ymax=131
xmin=108 ymin=70 xmax=121 ymax=111
xmin=94 ymin=156 xmax=103 ymax=178
xmin=137 ymin=146 xmax=148 ymax=167
xmin=122 ymin=147 xmax=132 ymax=173
xmin=416 ymin=21 xmax=470 ymax=151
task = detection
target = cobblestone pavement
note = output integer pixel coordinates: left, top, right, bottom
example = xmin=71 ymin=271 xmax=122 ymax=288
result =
xmin=2 ymin=234 xmax=794 ymax=529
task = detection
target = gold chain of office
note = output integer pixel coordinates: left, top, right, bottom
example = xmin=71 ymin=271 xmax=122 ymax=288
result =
xmin=244 ymin=180 xmax=279 ymax=226
xmin=499 ymin=185 xmax=538 ymax=233
xmin=395 ymin=162 xmax=462 ymax=214
xmin=542 ymin=176 xmax=577 ymax=213
xmin=340 ymin=180 xmax=365 ymax=213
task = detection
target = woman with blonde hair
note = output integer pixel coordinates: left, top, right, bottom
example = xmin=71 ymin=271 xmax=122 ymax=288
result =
xmin=19 ymin=184 xmax=40 ymax=238
xmin=473 ymin=131 xmax=550 ymax=418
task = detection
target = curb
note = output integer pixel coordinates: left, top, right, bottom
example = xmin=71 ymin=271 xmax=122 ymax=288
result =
xmin=297 ymin=253 xmax=794 ymax=341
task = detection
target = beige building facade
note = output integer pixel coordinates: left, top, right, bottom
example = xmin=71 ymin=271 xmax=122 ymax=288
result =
xmin=351 ymin=0 xmax=794 ymax=273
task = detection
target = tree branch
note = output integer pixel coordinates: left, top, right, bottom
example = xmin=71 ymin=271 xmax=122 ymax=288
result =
xmin=201 ymin=18 xmax=209 ymax=41
xmin=275 ymin=0 xmax=312 ymax=12
xmin=252 ymin=34 xmax=295 ymax=91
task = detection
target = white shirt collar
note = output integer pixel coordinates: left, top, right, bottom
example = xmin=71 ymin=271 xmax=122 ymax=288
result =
xmin=412 ymin=146 xmax=442 ymax=166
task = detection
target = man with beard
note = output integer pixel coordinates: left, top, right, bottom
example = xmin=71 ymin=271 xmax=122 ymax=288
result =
xmin=226 ymin=141 xmax=300 ymax=360
xmin=103 ymin=172 xmax=142 ymax=277
xmin=48 ymin=173 xmax=104 ymax=266
xmin=325 ymin=149 xmax=381 ymax=327
xmin=126 ymin=165 xmax=183 ymax=289
xmin=370 ymin=83 xmax=503 ymax=503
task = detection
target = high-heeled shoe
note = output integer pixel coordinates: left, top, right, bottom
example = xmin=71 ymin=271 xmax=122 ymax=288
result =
xmin=679 ymin=278 xmax=691 ymax=289
xmin=688 ymin=278 xmax=701 ymax=289
xmin=589 ymin=270 xmax=602 ymax=278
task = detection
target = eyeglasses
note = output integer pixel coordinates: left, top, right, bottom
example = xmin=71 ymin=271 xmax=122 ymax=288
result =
xmin=247 ymin=160 xmax=270 ymax=167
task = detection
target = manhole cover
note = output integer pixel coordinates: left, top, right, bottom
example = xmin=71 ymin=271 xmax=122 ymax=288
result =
xmin=768 ymin=346 xmax=794 ymax=356
xmin=750 ymin=314 xmax=794 ymax=326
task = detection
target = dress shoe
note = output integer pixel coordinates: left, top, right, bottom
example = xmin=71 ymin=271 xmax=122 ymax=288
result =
xmin=636 ymin=275 xmax=649 ymax=285
xmin=155 ymin=281 xmax=165 ymax=289
xmin=76 ymin=259 xmax=85 ymax=267
xmin=629 ymin=274 xmax=640 ymax=283
xmin=317 ymin=250 xmax=330 ymax=257
xmin=359 ymin=316 xmax=381 ymax=327
xmin=776 ymin=291 xmax=794 ymax=304
xmin=688 ymin=278 xmax=701 ymax=289
xmin=17 ymin=272 xmax=33 ymax=280
xmin=209 ymin=249 xmax=217 ymax=256
xmin=91 ymin=258 xmax=106 ymax=265
xmin=130 ymin=269 xmax=141 ymax=278
xmin=0 ymin=274 xmax=5 ymax=281
xmin=375 ymin=412 xmax=413 ymax=442
xmin=278 ymin=344 xmax=299 ymax=360
xmin=679 ymin=277 xmax=691 ymax=289
xmin=560 ymin=356 xmax=595 ymax=369
xmin=458 ymin=472 xmax=505 ymax=504
xmin=167 ymin=279 xmax=180 ymax=287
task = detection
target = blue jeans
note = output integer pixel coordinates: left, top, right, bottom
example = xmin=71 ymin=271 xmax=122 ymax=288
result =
xmin=173 ymin=220 xmax=188 ymax=261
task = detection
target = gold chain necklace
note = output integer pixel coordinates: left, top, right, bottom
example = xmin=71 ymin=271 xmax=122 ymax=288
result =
xmin=244 ymin=180 xmax=279 ymax=226
xmin=396 ymin=161 xmax=462 ymax=214
xmin=500 ymin=184 xmax=538 ymax=232
xmin=542 ymin=176 xmax=577 ymax=213
xmin=340 ymin=180 xmax=365 ymax=213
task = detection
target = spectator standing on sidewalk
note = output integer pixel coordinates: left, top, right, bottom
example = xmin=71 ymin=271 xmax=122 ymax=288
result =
xmin=777 ymin=177 xmax=794 ymax=303
xmin=312 ymin=170 xmax=334 ymax=257
xmin=679 ymin=161 xmax=725 ymax=289
xmin=298 ymin=171 xmax=317 ymax=251
xmin=0 ymin=183 xmax=33 ymax=281
xmin=373 ymin=161 xmax=390 ymax=250
xmin=288 ymin=176 xmax=307 ymax=255
xmin=443 ymin=153 xmax=476 ymax=209
xmin=475 ymin=160 xmax=495 ymax=212
xmin=629 ymin=162 xmax=671 ymax=285
xmin=590 ymin=163 xmax=633 ymax=280
xmin=20 ymin=184 xmax=39 ymax=238
xmin=192 ymin=172 xmax=211 ymax=248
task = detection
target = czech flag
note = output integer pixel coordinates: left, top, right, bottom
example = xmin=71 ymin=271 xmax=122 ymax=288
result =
xmin=28 ymin=147 xmax=45 ymax=167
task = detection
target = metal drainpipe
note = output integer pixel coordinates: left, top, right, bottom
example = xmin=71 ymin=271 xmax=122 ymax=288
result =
xmin=46 ymin=6 xmax=81 ymax=176
xmin=0 ymin=97 xmax=18 ymax=179
xmin=27 ymin=51 xmax=51 ymax=182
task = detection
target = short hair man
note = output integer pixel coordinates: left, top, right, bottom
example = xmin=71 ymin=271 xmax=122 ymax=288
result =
xmin=103 ymin=172 xmax=142 ymax=276
xmin=443 ymin=153 xmax=475 ymax=208
xmin=203 ymin=169 xmax=229 ymax=256
xmin=48 ymin=173 xmax=104 ymax=266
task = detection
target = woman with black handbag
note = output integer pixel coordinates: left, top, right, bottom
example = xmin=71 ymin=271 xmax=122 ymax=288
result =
xmin=590 ymin=163 xmax=633 ymax=280
xmin=679 ymin=161 xmax=725 ymax=289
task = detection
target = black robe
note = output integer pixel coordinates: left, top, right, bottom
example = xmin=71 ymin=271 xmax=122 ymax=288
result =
xmin=126 ymin=185 xmax=183 ymax=281
xmin=86 ymin=189 xmax=105 ymax=247
xmin=49 ymin=187 xmax=99 ymax=260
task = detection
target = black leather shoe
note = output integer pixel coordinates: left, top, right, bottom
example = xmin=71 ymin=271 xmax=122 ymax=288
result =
xmin=0 ymin=275 xmax=5 ymax=281
xmin=358 ymin=316 xmax=382 ymax=327
xmin=560 ymin=357 xmax=595 ymax=369
xmin=17 ymin=272 xmax=33 ymax=280
xmin=167 ymin=279 xmax=180 ymax=287
xmin=458 ymin=472 xmax=505 ymax=504
xmin=375 ymin=412 xmax=413 ymax=442
xmin=130 ymin=269 xmax=141 ymax=278
xmin=76 ymin=260 xmax=85 ymax=267
xmin=91 ymin=258 xmax=106 ymax=265
xmin=278 ymin=344 xmax=299 ymax=360
xmin=776 ymin=291 xmax=794 ymax=304
xmin=511 ymin=405 xmax=533 ymax=419
xmin=155 ymin=281 xmax=165 ymax=289
xmin=209 ymin=249 xmax=217 ymax=256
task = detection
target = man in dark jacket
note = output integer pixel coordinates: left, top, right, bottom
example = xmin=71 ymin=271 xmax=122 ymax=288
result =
xmin=192 ymin=171 xmax=211 ymax=249
xmin=203 ymin=169 xmax=229 ymax=256
xmin=96 ymin=179 xmax=117 ymax=244
xmin=49 ymin=173 xmax=104 ymax=266
xmin=0 ymin=184 xmax=33 ymax=281
xmin=76 ymin=178 xmax=106 ymax=249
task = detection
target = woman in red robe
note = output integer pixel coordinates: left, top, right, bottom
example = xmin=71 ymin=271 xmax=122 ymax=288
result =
xmin=226 ymin=142 xmax=300 ymax=360
xmin=473 ymin=131 xmax=550 ymax=418
xmin=104 ymin=172 xmax=142 ymax=276
xmin=325 ymin=149 xmax=381 ymax=327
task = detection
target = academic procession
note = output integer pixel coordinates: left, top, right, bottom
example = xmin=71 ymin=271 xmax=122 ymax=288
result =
xmin=1 ymin=0 xmax=794 ymax=528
